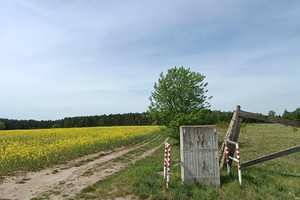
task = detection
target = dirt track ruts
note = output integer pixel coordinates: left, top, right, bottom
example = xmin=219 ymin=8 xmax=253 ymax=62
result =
xmin=0 ymin=135 xmax=165 ymax=200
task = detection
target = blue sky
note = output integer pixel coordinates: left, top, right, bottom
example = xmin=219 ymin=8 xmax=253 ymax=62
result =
xmin=1 ymin=0 xmax=299 ymax=120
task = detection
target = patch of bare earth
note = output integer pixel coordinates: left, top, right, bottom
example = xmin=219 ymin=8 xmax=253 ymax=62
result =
xmin=0 ymin=135 xmax=164 ymax=200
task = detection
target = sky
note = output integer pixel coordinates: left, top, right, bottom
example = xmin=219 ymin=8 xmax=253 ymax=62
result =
xmin=0 ymin=0 xmax=299 ymax=120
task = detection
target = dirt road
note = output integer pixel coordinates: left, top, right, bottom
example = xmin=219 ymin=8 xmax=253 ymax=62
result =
xmin=0 ymin=135 xmax=165 ymax=200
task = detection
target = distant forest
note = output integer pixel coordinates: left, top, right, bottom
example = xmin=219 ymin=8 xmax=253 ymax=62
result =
xmin=0 ymin=110 xmax=232 ymax=130
xmin=0 ymin=113 xmax=151 ymax=130
xmin=0 ymin=108 xmax=299 ymax=130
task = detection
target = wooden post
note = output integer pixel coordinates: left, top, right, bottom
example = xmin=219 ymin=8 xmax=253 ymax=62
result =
xmin=228 ymin=106 xmax=243 ymax=166
xmin=219 ymin=105 xmax=242 ymax=169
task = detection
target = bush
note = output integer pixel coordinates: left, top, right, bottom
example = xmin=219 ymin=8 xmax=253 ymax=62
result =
xmin=0 ymin=121 xmax=6 ymax=130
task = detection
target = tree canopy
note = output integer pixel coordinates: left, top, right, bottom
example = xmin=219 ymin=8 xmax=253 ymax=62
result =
xmin=148 ymin=66 xmax=212 ymax=140
xmin=268 ymin=110 xmax=276 ymax=117
xmin=282 ymin=108 xmax=300 ymax=121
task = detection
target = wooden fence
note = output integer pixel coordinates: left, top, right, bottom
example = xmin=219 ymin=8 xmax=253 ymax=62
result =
xmin=219 ymin=105 xmax=300 ymax=169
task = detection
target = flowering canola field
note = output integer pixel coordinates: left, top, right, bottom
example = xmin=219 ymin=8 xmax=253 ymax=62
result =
xmin=0 ymin=126 xmax=160 ymax=175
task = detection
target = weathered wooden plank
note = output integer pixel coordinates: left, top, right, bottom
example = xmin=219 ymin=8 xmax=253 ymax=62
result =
xmin=228 ymin=113 xmax=243 ymax=166
xmin=180 ymin=126 xmax=220 ymax=187
xmin=241 ymin=145 xmax=300 ymax=168
xmin=239 ymin=110 xmax=300 ymax=128
xmin=220 ymin=105 xmax=243 ymax=168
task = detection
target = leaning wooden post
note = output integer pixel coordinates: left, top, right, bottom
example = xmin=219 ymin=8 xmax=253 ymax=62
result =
xmin=219 ymin=105 xmax=242 ymax=169
xmin=227 ymin=105 xmax=242 ymax=166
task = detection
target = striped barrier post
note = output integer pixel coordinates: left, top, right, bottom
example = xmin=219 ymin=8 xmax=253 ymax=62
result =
xmin=236 ymin=143 xmax=242 ymax=185
xmin=225 ymin=140 xmax=242 ymax=185
xmin=163 ymin=142 xmax=171 ymax=189
xmin=167 ymin=144 xmax=171 ymax=189
xmin=225 ymin=140 xmax=230 ymax=175
xmin=163 ymin=143 xmax=168 ymax=179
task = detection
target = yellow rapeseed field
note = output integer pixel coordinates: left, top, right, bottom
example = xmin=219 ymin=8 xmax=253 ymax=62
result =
xmin=0 ymin=126 xmax=160 ymax=174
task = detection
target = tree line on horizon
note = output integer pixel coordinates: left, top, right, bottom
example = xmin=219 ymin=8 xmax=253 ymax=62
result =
xmin=0 ymin=108 xmax=299 ymax=131
xmin=0 ymin=113 xmax=151 ymax=130
xmin=0 ymin=110 xmax=235 ymax=130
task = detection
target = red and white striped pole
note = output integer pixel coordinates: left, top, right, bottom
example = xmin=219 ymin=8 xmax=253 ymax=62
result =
xmin=163 ymin=142 xmax=171 ymax=189
xmin=225 ymin=140 xmax=230 ymax=175
xmin=236 ymin=143 xmax=242 ymax=185
xmin=225 ymin=140 xmax=242 ymax=185
xmin=163 ymin=143 xmax=168 ymax=179
xmin=166 ymin=143 xmax=171 ymax=189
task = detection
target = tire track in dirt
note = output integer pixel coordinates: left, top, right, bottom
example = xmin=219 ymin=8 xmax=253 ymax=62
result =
xmin=0 ymin=135 xmax=164 ymax=200
xmin=56 ymin=138 xmax=167 ymax=200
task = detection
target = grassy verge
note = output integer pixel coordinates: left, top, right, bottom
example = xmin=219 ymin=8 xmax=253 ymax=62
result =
xmin=73 ymin=134 xmax=166 ymax=200
xmin=76 ymin=124 xmax=300 ymax=200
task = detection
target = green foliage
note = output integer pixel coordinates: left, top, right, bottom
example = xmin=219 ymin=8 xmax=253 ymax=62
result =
xmin=282 ymin=108 xmax=300 ymax=121
xmin=0 ymin=121 xmax=5 ymax=130
xmin=51 ymin=124 xmax=60 ymax=128
xmin=268 ymin=110 xmax=276 ymax=117
xmin=149 ymin=66 xmax=212 ymax=140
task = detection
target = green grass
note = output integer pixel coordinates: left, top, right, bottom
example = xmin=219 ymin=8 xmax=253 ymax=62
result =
xmin=74 ymin=158 xmax=97 ymax=167
xmin=30 ymin=190 xmax=61 ymax=200
xmin=16 ymin=177 xmax=31 ymax=184
xmin=51 ymin=169 xmax=59 ymax=174
xmin=82 ymin=169 xmax=94 ymax=177
xmin=76 ymin=124 xmax=300 ymax=200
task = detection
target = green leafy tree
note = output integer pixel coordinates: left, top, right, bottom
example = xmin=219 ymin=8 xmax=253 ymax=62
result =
xmin=148 ymin=66 xmax=212 ymax=140
xmin=0 ymin=121 xmax=6 ymax=130
xmin=282 ymin=108 xmax=300 ymax=121
xmin=268 ymin=110 xmax=276 ymax=117
xmin=51 ymin=124 xmax=60 ymax=128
